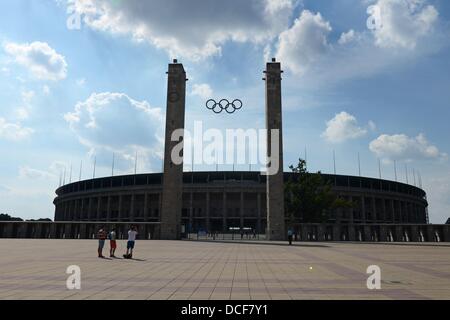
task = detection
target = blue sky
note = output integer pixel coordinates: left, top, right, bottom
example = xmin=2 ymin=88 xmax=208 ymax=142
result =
xmin=0 ymin=0 xmax=449 ymax=223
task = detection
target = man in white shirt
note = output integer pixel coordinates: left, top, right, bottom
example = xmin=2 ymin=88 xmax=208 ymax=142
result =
xmin=124 ymin=226 xmax=138 ymax=259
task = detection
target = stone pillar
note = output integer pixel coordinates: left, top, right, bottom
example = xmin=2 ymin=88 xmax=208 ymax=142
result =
xmin=348 ymin=224 xmax=356 ymax=241
xmin=222 ymin=192 xmax=227 ymax=233
xmin=332 ymin=225 xmax=340 ymax=241
xmin=364 ymin=225 xmax=371 ymax=241
xmin=264 ymin=58 xmax=285 ymax=241
xmin=118 ymin=195 xmax=123 ymax=221
xmin=106 ymin=196 xmax=112 ymax=221
xmin=80 ymin=199 xmax=85 ymax=220
xmin=130 ymin=194 xmax=135 ymax=221
xmin=381 ymin=198 xmax=387 ymax=222
xmin=87 ymin=198 xmax=93 ymax=221
xmin=160 ymin=60 xmax=187 ymax=240
xmin=96 ymin=197 xmax=101 ymax=221
xmin=204 ymin=192 xmax=209 ymax=232
xmin=189 ymin=192 xmax=194 ymax=233
xmin=372 ymin=197 xmax=377 ymax=221
xmin=410 ymin=225 xmax=419 ymax=242
xmin=395 ymin=225 xmax=403 ymax=242
xmin=257 ymin=193 xmax=262 ymax=234
xmin=240 ymin=192 xmax=244 ymax=229
xmin=144 ymin=193 xmax=149 ymax=221
xmin=348 ymin=196 xmax=354 ymax=223
xmin=63 ymin=202 xmax=68 ymax=221
xmin=361 ymin=196 xmax=366 ymax=223
xmin=300 ymin=224 xmax=307 ymax=241
xmin=390 ymin=199 xmax=395 ymax=223
xmin=379 ymin=225 xmax=387 ymax=242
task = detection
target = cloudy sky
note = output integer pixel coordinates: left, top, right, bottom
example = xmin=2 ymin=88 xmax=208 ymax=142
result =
xmin=0 ymin=0 xmax=449 ymax=223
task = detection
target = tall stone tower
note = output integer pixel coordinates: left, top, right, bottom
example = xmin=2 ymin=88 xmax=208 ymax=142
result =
xmin=160 ymin=60 xmax=187 ymax=240
xmin=264 ymin=58 xmax=286 ymax=241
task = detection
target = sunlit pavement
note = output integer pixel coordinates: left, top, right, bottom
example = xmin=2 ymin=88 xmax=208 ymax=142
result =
xmin=0 ymin=239 xmax=449 ymax=300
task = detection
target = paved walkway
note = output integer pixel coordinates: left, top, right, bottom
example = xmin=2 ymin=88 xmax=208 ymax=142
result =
xmin=0 ymin=239 xmax=449 ymax=300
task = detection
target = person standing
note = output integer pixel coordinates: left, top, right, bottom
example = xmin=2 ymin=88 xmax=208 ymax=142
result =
xmin=109 ymin=228 xmax=117 ymax=258
xmin=124 ymin=226 xmax=138 ymax=259
xmin=287 ymin=228 xmax=293 ymax=246
xmin=97 ymin=227 xmax=107 ymax=258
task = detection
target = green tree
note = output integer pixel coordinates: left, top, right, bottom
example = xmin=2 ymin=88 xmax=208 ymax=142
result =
xmin=0 ymin=213 xmax=23 ymax=222
xmin=285 ymin=159 xmax=353 ymax=224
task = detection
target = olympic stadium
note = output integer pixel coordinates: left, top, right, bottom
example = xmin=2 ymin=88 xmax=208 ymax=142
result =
xmin=1 ymin=59 xmax=448 ymax=242
xmin=53 ymin=171 xmax=428 ymax=227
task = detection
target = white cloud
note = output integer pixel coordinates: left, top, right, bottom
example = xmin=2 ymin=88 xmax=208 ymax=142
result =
xmin=43 ymin=85 xmax=51 ymax=95
xmin=4 ymin=41 xmax=68 ymax=81
xmin=19 ymin=166 xmax=54 ymax=180
xmin=21 ymin=90 xmax=35 ymax=104
xmin=76 ymin=78 xmax=86 ymax=86
xmin=338 ymin=29 xmax=358 ymax=45
xmin=191 ymin=83 xmax=213 ymax=100
xmin=372 ymin=0 xmax=439 ymax=49
xmin=276 ymin=10 xmax=332 ymax=75
xmin=275 ymin=1 xmax=446 ymax=89
xmin=369 ymin=133 xmax=447 ymax=162
xmin=65 ymin=92 xmax=164 ymax=171
xmin=322 ymin=112 xmax=368 ymax=143
xmin=0 ymin=118 xmax=34 ymax=141
xmin=69 ymin=0 xmax=296 ymax=61
xmin=14 ymin=108 xmax=30 ymax=121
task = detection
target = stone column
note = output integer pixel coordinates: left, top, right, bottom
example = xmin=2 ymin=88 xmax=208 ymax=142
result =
xmin=264 ymin=58 xmax=285 ymax=241
xmin=372 ymin=197 xmax=377 ymax=221
xmin=118 ymin=195 xmax=123 ymax=221
xmin=144 ymin=193 xmax=149 ymax=221
xmin=348 ymin=224 xmax=356 ymax=241
xmin=189 ymin=192 xmax=194 ymax=233
xmin=222 ymin=192 xmax=227 ymax=233
xmin=348 ymin=196 xmax=354 ymax=223
xmin=257 ymin=193 xmax=262 ymax=234
xmin=381 ymin=198 xmax=387 ymax=222
xmin=130 ymin=194 xmax=135 ymax=221
xmin=96 ymin=197 xmax=102 ymax=221
xmin=87 ymin=198 xmax=93 ymax=221
xmin=361 ymin=196 xmax=366 ymax=223
xmin=160 ymin=60 xmax=187 ymax=240
xmin=332 ymin=225 xmax=340 ymax=241
xmin=206 ymin=192 xmax=211 ymax=232
xmin=106 ymin=196 xmax=112 ymax=221
xmin=63 ymin=202 xmax=68 ymax=221
xmin=240 ymin=192 xmax=244 ymax=229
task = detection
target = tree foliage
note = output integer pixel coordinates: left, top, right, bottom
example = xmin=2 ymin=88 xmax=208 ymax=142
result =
xmin=285 ymin=158 xmax=353 ymax=224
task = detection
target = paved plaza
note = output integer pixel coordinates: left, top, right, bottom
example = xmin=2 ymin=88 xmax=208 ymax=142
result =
xmin=0 ymin=239 xmax=449 ymax=300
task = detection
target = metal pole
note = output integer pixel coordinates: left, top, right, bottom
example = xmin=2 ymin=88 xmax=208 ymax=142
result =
xmin=394 ymin=160 xmax=398 ymax=182
xmin=405 ymin=164 xmax=409 ymax=184
xmin=358 ymin=152 xmax=361 ymax=177
xmin=378 ymin=158 xmax=382 ymax=179
xmin=134 ymin=151 xmax=138 ymax=175
xmin=333 ymin=150 xmax=336 ymax=175
xmin=93 ymin=157 xmax=96 ymax=179
xmin=112 ymin=153 xmax=115 ymax=177
xmin=79 ymin=160 xmax=83 ymax=182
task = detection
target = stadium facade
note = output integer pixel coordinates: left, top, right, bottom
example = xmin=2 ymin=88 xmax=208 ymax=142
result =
xmin=53 ymin=171 xmax=429 ymax=230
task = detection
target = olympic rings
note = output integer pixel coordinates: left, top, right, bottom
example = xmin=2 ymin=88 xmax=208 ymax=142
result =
xmin=206 ymin=99 xmax=243 ymax=114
